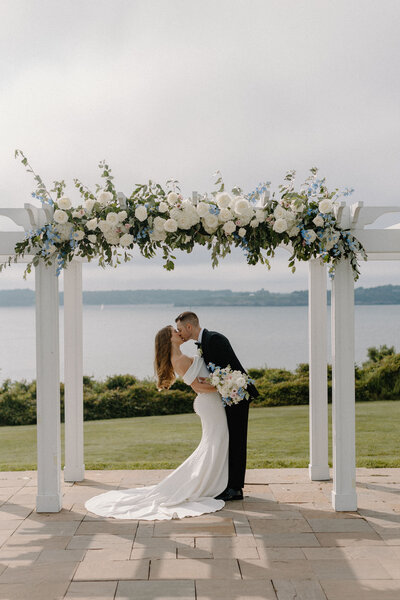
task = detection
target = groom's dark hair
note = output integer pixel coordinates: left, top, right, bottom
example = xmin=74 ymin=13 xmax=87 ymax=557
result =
xmin=175 ymin=311 xmax=199 ymax=326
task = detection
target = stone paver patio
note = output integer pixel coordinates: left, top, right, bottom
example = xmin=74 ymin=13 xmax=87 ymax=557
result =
xmin=0 ymin=468 xmax=400 ymax=599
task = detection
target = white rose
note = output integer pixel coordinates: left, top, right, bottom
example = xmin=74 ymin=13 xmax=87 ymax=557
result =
xmin=106 ymin=212 xmax=120 ymax=226
xmin=118 ymin=210 xmax=127 ymax=222
xmin=288 ymin=225 xmax=300 ymax=238
xmin=119 ymin=233 xmax=134 ymax=247
xmin=58 ymin=196 xmax=72 ymax=210
xmin=305 ymin=229 xmax=317 ymax=243
xmin=272 ymin=218 xmax=288 ymax=233
xmin=88 ymin=234 xmax=97 ymax=243
xmin=164 ymin=218 xmax=178 ymax=233
xmin=238 ymin=227 xmax=246 ymax=237
xmin=203 ymin=214 xmax=219 ymax=230
xmin=236 ymin=376 xmax=246 ymax=388
xmin=318 ymin=199 xmax=333 ymax=214
xmin=86 ymin=218 xmax=98 ymax=231
xmin=169 ymin=207 xmax=181 ymax=221
xmin=154 ymin=216 xmax=166 ymax=232
xmin=104 ymin=230 xmax=120 ymax=245
xmin=135 ymin=205 xmax=148 ymax=222
xmin=255 ymin=209 xmax=266 ymax=222
xmin=150 ymin=230 xmax=167 ymax=242
xmin=273 ymin=205 xmax=287 ymax=219
xmin=98 ymin=220 xmax=112 ymax=234
xmin=250 ymin=218 xmax=259 ymax=228
xmin=53 ymin=209 xmax=68 ymax=224
xmin=313 ymin=215 xmax=325 ymax=227
xmin=97 ymin=190 xmax=113 ymax=205
xmin=216 ymin=192 xmax=232 ymax=209
xmin=84 ymin=199 xmax=96 ymax=212
xmin=218 ymin=207 xmax=232 ymax=222
xmin=167 ymin=192 xmax=179 ymax=205
xmin=234 ymin=198 xmax=251 ymax=216
xmin=158 ymin=201 xmax=168 ymax=213
xmin=223 ymin=220 xmax=236 ymax=235
xmin=177 ymin=215 xmax=191 ymax=230
xmin=73 ymin=230 xmax=85 ymax=241
xmin=196 ymin=202 xmax=209 ymax=217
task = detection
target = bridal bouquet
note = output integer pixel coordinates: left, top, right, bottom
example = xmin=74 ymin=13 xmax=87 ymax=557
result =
xmin=207 ymin=363 xmax=254 ymax=406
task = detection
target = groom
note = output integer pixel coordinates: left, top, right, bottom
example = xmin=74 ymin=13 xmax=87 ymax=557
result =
xmin=175 ymin=311 xmax=259 ymax=501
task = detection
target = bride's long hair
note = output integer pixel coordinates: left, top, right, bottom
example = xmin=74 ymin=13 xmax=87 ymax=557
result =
xmin=154 ymin=325 xmax=176 ymax=390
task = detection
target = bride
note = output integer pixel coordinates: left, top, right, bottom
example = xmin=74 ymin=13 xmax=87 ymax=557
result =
xmin=84 ymin=325 xmax=229 ymax=520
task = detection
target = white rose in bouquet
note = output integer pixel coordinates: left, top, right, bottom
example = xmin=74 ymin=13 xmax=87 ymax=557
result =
xmin=88 ymin=234 xmax=97 ymax=243
xmin=86 ymin=218 xmax=98 ymax=230
xmin=118 ymin=210 xmax=128 ymax=222
xmin=150 ymin=229 xmax=167 ymax=242
xmin=84 ymin=199 xmax=96 ymax=212
xmin=106 ymin=212 xmax=120 ymax=226
xmin=119 ymin=233 xmax=134 ymax=247
xmin=216 ymin=192 xmax=232 ymax=209
xmin=97 ymin=190 xmax=113 ymax=205
xmin=169 ymin=207 xmax=181 ymax=221
xmin=58 ymin=196 xmax=72 ymax=210
xmin=250 ymin=218 xmax=259 ymax=228
xmin=313 ymin=215 xmax=325 ymax=227
xmin=196 ymin=202 xmax=209 ymax=217
xmin=255 ymin=209 xmax=266 ymax=222
xmin=234 ymin=198 xmax=251 ymax=216
xmin=318 ymin=199 xmax=333 ymax=214
xmin=203 ymin=214 xmax=219 ymax=230
xmin=273 ymin=204 xmax=287 ymax=219
xmin=158 ymin=201 xmax=168 ymax=213
xmin=164 ymin=218 xmax=178 ymax=233
xmin=154 ymin=216 xmax=167 ymax=232
xmin=104 ymin=230 xmax=120 ymax=245
xmin=98 ymin=220 xmax=112 ymax=234
xmin=222 ymin=220 xmax=236 ymax=235
xmin=72 ymin=230 xmax=85 ymax=241
xmin=238 ymin=227 xmax=246 ymax=237
xmin=72 ymin=209 xmax=85 ymax=218
xmin=54 ymin=209 xmax=69 ymax=224
xmin=272 ymin=218 xmax=288 ymax=233
xmin=135 ymin=205 xmax=148 ymax=222
xmin=167 ymin=192 xmax=179 ymax=205
xmin=288 ymin=225 xmax=300 ymax=238
xmin=218 ymin=207 xmax=232 ymax=222
xmin=177 ymin=214 xmax=191 ymax=230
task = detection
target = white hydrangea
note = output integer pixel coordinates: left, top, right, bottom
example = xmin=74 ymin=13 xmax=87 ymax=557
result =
xmin=313 ymin=215 xmax=325 ymax=227
xmin=218 ymin=207 xmax=232 ymax=222
xmin=88 ymin=234 xmax=97 ymax=243
xmin=97 ymin=190 xmax=113 ymax=205
xmin=167 ymin=192 xmax=179 ymax=205
xmin=58 ymin=196 xmax=72 ymax=210
xmin=164 ymin=218 xmax=178 ymax=233
xmin=272 ymin=218 xmax=288 ymax=233
xmin=106 ymin=212 xmax=120 ymax=226
xmin=53 ymin=209 xmax=69 ymax=224
xmin=318 ymin=198 xmax=333 ymax=214
xmin=216 ymin=192 xmax=232 ymax=209
xmin=119 ymin=233 xmax=134 ymax=247
xmin=273 ymin=205 xmax=287 ymax=219
xmin=234 ymin=198 xmax=251 ymax=216
xmin=158 ymin=201 xmax=168 ymax=213
xmin=223 ymin=220 xmax=236 ymax=235
xmin=238 ymin=227 xmax=246 ymax=237
xmin=118 ymin=210 xmax=127 ymax=222
xmin=84 ymin=199 xmax=96 ymax=212
xmin=135 ymin=205 xmax=148 ymax=222
xmin=86 ymin=218 xmax=98 ymax=231
xmin=72 ymin=230 xmax=85 ymax=241
xmin=196 ymin=202 xmax=209 ymax=217
xmin=153 ymin=216 xmax=166 ymax=232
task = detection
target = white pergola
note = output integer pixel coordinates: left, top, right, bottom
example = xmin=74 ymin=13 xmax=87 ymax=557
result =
xmin=1 ymin=198 xmax=400 ymax=513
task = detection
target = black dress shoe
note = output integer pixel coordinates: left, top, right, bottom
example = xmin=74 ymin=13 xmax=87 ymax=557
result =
xmin=215 ymin=487 xmax=243 ymax=501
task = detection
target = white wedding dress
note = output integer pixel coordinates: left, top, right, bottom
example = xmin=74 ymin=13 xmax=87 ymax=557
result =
xmin=84 ymin=355 xmax=229 ymax=520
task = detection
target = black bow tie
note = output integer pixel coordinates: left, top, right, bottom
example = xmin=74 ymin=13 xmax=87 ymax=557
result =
xmin=195 ymin=341 xmax=202 ymax=347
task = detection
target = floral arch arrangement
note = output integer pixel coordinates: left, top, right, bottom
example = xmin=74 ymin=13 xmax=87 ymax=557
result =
xmin=0 ymin=150 xmax=367 ymax=279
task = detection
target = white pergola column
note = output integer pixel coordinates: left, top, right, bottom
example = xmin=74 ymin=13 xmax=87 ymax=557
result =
xmin=331 ymin=257 xmax=357 ymax=511
xmin=35 ymin=260 xmax=62 ymax=512
xmin=308 ymin=259 xmax=330 ymax=481
xmin=63 ymin=260 xmax=85 ymax=482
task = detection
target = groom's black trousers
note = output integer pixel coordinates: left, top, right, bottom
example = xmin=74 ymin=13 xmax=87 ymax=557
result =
xmin=225 ymin=399 xmax=250 ymax=490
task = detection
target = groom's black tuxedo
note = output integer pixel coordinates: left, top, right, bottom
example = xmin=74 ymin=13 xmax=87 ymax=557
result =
xmin=200 ymin=328 xmax=259 ymax=490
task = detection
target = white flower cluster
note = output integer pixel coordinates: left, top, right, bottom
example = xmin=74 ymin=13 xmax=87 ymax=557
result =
xmin=207 ymin=363 xmax=253 ymax=406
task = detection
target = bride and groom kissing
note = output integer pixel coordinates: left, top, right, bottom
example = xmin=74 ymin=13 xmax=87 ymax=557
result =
xmin=85 ymin=311 xmax=259 ymax=520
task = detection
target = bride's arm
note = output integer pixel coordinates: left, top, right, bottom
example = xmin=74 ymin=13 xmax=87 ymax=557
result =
xmin=177 ymin=355 xmax=217 ymax=394
xmin=191 ymin=378 xmax=217 ymax=394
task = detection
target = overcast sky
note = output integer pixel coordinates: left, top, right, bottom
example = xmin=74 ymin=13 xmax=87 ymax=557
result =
xmin=0 ymin=0 xmax=399 ymax=291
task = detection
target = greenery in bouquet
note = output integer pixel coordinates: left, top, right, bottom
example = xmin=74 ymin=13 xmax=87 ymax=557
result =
xmin=0 ymin=151 xmax=367 ymax=280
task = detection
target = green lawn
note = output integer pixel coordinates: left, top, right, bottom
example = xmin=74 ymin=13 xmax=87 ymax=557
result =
xmin=0 ymin=401 xmax=399 ymax=470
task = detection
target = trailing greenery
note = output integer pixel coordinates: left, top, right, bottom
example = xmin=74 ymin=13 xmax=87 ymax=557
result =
xmin=0 ymin=346 xmax=398 ymax=426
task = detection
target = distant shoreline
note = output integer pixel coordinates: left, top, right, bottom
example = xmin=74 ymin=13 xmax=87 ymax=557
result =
xmin=0 ymin=285 xmax=400 ymax=307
